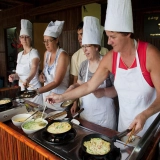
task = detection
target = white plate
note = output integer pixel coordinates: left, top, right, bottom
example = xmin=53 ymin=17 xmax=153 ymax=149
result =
xmin=71 ymin=119 xmax=80 ymax=125
xmin=47 ymin=111 xmax=67 ymax=120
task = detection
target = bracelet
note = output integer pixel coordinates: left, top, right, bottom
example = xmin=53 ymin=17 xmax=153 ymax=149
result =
xmin=36 ymin=88 xmax=40 ymax=96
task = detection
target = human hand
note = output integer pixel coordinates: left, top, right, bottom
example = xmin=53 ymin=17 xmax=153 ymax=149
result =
xmin=39 ymin=72 xmax=46 ymax=83
xmin=65 ymin=85 xmax=74 ymax=93
xmin=128 ymin=113 xmax=147 ymax=135
xmin=46 ymin=93 xmax=63 ymax=104
xmin=70 ymin=102 xmax=78 ymax=115
xmin=93 ymin=88 xmax=105 ymax=98
xmin=8 ymin=74 xmax=15 ymax=82
xmin=23 ymin=79 xmax=29 ymax=88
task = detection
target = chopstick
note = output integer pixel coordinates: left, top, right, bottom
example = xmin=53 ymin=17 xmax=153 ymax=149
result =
xmin=41 ymin=105 xmax=47 ymax=119
xmin=23 ymin=110 xmax=39 ymax=122
xmin=124 ymin=125 xmax=136 ymax=146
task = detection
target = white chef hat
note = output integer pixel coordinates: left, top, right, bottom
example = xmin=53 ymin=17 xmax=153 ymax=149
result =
xmin=20 ymin=19 xmax=32 ymax=39
xmin=82 ymin=16 xmax=102 ymax=45
xmin=44 ymin=20 xmax=64 ymax=38
xmin=105 ymin=0 xmax=133 ymax=33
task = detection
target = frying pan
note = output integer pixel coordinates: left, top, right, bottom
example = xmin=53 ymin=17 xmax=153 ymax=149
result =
xmin=81 ymin=129 xmax=131 ymax=158
xmin=17 ymin=90 xmax=36 ymax=98
xmin=46 ymin=108 xmax=84 ymax=136
xmin=0 ymin=98 xmax=12 ymax=108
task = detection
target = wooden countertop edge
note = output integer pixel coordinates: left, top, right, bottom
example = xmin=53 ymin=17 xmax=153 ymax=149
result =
xmin=0 ymin=122 xmax=61 ymax=160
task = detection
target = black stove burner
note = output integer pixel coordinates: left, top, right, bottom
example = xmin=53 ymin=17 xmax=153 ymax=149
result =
xmin=78 ymin=147 xmax=121 ymax=160
xmin=0 ymin=105 xmax=14 ymax=112
xmin=41 ymin=128 xmax=77 ymax=145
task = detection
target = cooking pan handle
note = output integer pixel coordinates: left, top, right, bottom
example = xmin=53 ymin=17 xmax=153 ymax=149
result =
xmin=72 ymin=108 xmax=84 ymax=119
xmin=112 ymin=129 xmax=131 ymax=142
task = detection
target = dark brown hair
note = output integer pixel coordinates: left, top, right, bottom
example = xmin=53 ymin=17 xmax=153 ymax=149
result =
xmin=119 ymin=32 xmax=134 ymax=39
xmin=93 ymin=44 xmax=101 ymax=52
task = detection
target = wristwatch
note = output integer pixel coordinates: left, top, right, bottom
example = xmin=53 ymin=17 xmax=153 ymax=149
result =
xmin=36 ymin=88 xmax=40 ymax=95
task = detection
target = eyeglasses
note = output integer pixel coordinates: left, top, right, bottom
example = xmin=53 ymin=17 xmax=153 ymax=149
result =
xmin=19 ymin=36 xmax=30 ymax=39
xmin=43 ymin=39 xmax=54 ymax=44
xmin=82 ymin=45 xmax=92 ymax=49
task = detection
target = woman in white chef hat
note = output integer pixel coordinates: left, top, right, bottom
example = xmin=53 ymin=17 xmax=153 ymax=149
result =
xmin=8 ymin=19 xmax=43 ymax=105
xmin=38 ymin=20 xmax=70 ymax=110
xmin=46 ymin=0 xmax=160 ymax=136
xmin=61 ymin=16 xmax=117 ymax=129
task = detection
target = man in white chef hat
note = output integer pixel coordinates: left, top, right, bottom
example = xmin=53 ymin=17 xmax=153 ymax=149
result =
xmin=46 ymin=0 xmax=160 ymax=136
xmin=38 ymin=20 xmax=70 ymax=111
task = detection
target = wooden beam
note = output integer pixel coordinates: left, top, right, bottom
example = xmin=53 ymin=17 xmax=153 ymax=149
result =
xmin=31 ymin=0 xmax=106 ymax=16
xmin=0 ymin=0 xmax=32 ymax=5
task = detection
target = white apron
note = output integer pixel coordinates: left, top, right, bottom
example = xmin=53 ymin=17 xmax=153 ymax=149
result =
xmin=114 ymin=50 xmax=158 ymax=137
xmin=16 ymin=49 xmax=43 ymax=106
xmin=80 ymin=60 xmax=116 ymax=129
xmin=43 ymin=48 xmax=69 ymax=110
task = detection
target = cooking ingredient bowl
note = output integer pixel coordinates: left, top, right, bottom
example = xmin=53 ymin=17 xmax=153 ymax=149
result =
xmin=21 ymin=119 xmax=48 ymax=135
xmin=12 ymin=113 xmax=32 ymax=128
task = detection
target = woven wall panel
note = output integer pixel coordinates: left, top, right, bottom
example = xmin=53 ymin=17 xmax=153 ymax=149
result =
xmin=0 ymin=122 xmax=61 ymax=160
xmin=59 ymin=30 xmax=79 ymax=56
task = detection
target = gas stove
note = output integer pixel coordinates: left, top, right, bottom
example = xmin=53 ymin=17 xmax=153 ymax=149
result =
xmin=29 ymin=124 xmax=134 ymax=160
xmin=0 ymin=103 xmax=27 ymax=122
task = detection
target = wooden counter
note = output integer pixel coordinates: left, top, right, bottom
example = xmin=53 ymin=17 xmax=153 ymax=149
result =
xmin=0 ymin=118 xmax=159 ymax=160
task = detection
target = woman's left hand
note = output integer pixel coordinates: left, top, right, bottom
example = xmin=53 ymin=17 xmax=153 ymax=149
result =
xmin=23 ymin=79 xmax=29 ymax=88
xmin=128 ymin=113 xmax=147 ymax=135
xmin=46 ymin=93 xmax=63 ymax=104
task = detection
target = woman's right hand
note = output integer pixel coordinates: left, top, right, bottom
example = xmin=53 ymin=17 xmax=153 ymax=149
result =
xmin=70 ymin=101 xmax=78 ymax=115
xmin=8 ymin=74 xmax=15 ymax=82
xmin=39 ymin=72 xmax=46 ymax=83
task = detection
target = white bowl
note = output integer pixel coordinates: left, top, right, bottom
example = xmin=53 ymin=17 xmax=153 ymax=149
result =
xmin=71 ymin=119 xmax=80 ymax=125
xmin=21 ymin=119 xmax=48 ymax=135
xmin=12 ymin=113 xmax=32 ymax=128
